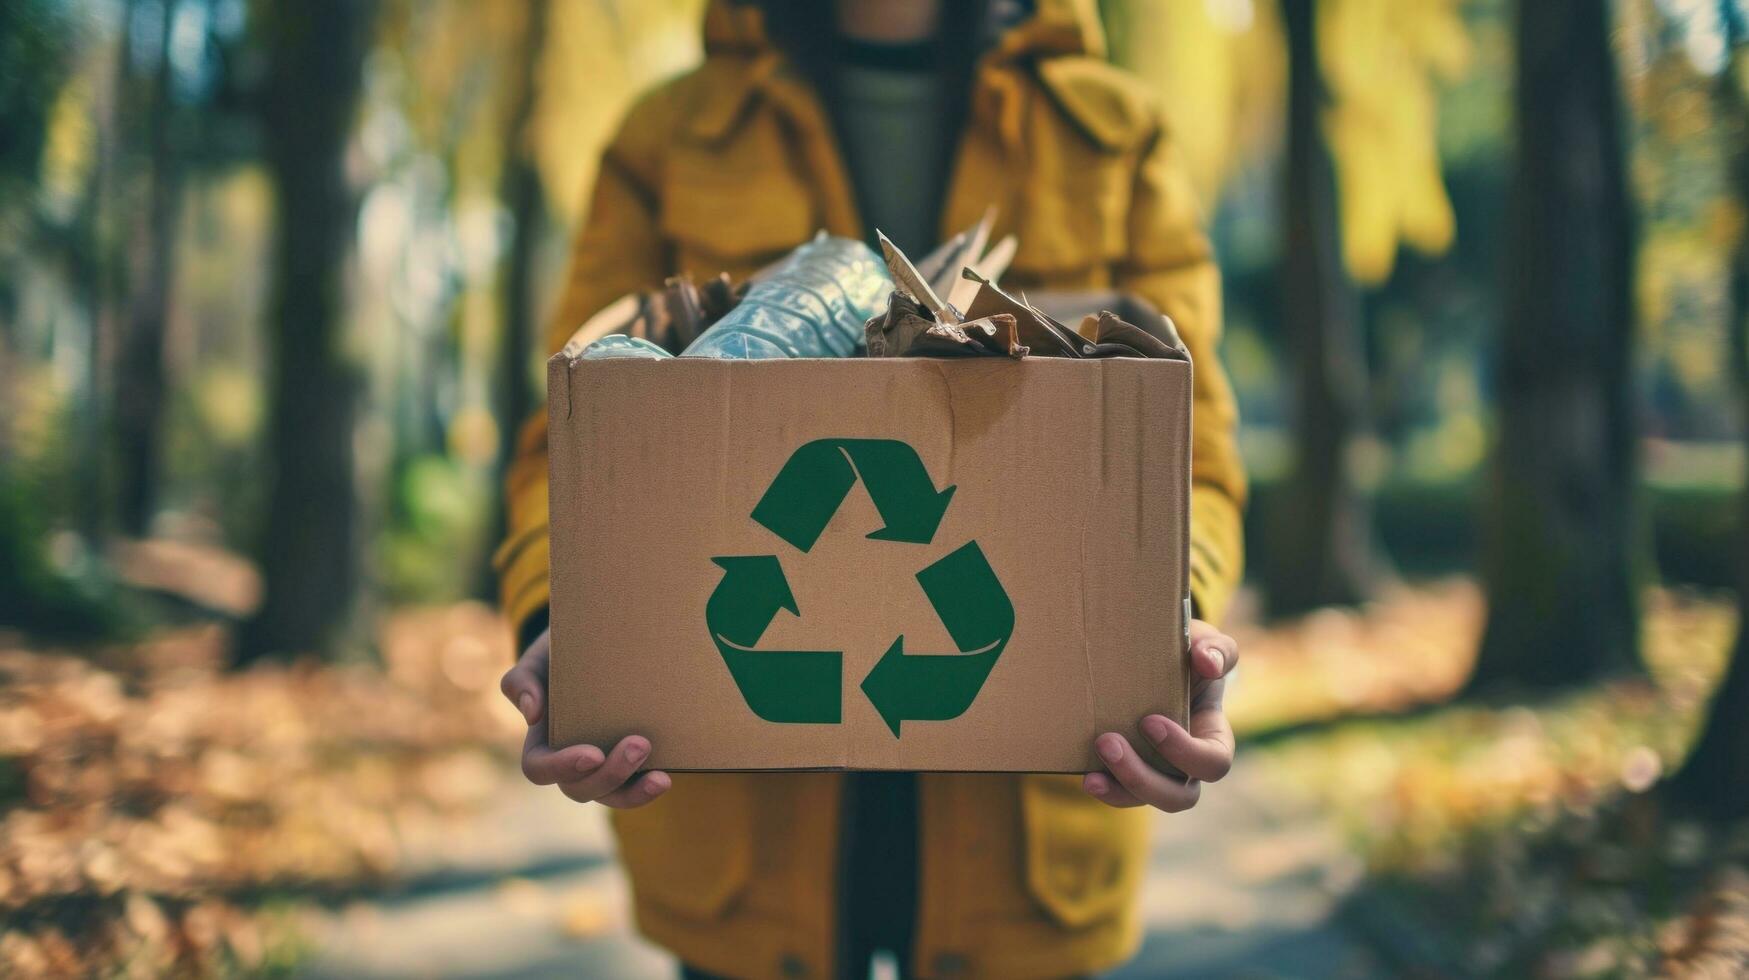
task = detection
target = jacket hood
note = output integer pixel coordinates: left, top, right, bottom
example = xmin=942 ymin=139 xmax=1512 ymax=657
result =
xmin=700 ymin=0 xmax=1107 ymax=62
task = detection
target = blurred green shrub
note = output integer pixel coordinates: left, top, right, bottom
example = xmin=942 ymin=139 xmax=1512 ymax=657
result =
xmin=378 ymin=454 xmax=494 ymax=604
xmin=1247 ymin=472 xmax=1741 ymax=590
xmin=0 ymin=474 xmax=122 ymax=637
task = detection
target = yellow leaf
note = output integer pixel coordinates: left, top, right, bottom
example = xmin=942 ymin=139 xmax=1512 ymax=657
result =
xmin=1104 ymin=0 xmax=1286 ymax=203
xmin=1319 ymin=0 xmax=1470 ymax=283
xmin=535 ymin=0 xmax=708 ymax=220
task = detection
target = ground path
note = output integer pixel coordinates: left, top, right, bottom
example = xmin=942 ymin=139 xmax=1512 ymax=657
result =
xmin=300 ymin=759 xmax=1387 ymax=979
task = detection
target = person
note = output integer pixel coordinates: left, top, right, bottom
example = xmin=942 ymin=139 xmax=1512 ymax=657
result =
xmin=495 ymin=1 xmax=1248 ymax=977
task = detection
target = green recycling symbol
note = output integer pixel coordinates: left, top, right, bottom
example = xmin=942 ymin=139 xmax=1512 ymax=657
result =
xmin=706 ymin=438 xmax=1016 ymax=735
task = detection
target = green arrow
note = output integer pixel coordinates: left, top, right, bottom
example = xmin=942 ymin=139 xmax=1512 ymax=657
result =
xmin=860 ymin=541 xmax=1015 ymax=736
xmin=750 ymin=439 xmax=955 ymax=552
xmin=843 ymin=440 xmax=957 ymax=545
xmin=707 ymin=556 xmax=798 ymax=643
xmin=706 ymin=556 xmax=841 ymax=724
xmin=749 ymin=442 xmax=857 ymax=553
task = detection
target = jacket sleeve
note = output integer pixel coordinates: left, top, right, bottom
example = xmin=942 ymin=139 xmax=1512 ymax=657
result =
xmin=494 ymin=111 xmax=670 ymax=644
xmin=1114 ymin=127 xmax=1248 ymax=625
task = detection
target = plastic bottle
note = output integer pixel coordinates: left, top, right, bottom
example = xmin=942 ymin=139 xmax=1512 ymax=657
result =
xmin=680 ymin=235 xmax=889 ymax=359
xmin=576 ymin=235 xmax=890 ymax=362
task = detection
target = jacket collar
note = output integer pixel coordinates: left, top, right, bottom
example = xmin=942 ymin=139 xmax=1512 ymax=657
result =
xmin=684 ymin=0 xmax=1108 ymax=145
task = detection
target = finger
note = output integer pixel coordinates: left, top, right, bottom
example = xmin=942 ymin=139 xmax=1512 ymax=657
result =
xmin=1189 ymin=676 xmax=1225 ymax=714
xmin=1082 ymin=770 xmax=1145 ymax=808
xmin=1094 ymin=733 xmax=1202 ymax=813
xmin=1189 ymin=699 xmax=1237 ymax=757
xmin=1187 ymin=621 xmax=1239 ymax=680
xmin=499 ymin=630 xmax=552 ymax=724
xmin=598 ymin=770 xmax=672 ymax=809
xmin=556 ymin=735 xmax=651 ymax=804
xmin=520 ymin=730 xmax=606 ymax=786
xmin=1141 ymin=713 xmax=1233 ymax=783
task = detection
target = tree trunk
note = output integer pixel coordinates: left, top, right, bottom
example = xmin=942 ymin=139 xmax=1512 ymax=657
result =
xmin=236 ymin=0 xmax=376 ymax=663
xmin=1265 ymin=0 xmax=1376 ymax=615
xmin=1668 ymin=11 xmax=1749 ymax=818
xmin=113 ymin=0 xmax=181 ymax=535
xmin=1667 ymin=215 xmax=1749 ymax=816
xmin=1467 ymin=0 xmax=1641 ymax=695
xmin=496 ymin=0 xmax=549 ymax=466
xmin=1672 ymin=471 xmax=1749 ymax=815
xmin=485 ymin=0 xmax=551 ymax=595
xmin=69 ymin=0 xmax=139 ymax=544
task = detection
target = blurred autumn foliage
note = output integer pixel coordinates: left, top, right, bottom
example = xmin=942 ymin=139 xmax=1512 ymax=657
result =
xmin=1243 ymin=587 xmax=1745 ymax=975
xmin=0 ymin=605 xmax=520 ymax=975
xmin=0 ymin=0 xmax=1746 ymax=976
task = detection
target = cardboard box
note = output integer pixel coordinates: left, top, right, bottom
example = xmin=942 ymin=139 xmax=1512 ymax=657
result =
xmin=547 ymin=353 xmax=1193 ymax=773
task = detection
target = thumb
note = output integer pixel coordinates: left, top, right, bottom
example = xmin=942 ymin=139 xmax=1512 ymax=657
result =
xmin=500 ymin=629 xmax=551 ymax=725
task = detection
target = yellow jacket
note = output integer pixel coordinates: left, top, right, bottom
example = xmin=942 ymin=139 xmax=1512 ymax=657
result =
xmin=496 ymin=2 xmax=1246 ymax=977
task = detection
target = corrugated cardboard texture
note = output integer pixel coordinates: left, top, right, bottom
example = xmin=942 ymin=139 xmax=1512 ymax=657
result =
xmin=547 ymin=357 xmax=1192 ymax=773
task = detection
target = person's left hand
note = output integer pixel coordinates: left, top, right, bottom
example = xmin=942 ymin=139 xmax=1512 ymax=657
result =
xmin=1083 ymin=619 xmax=1238 ymax=812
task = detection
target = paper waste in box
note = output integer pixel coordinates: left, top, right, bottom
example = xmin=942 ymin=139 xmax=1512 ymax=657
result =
xmin=546 ymin=343 xmax=1195 ymax=773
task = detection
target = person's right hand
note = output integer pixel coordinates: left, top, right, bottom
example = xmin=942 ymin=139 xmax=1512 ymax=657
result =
xmin=499 ymin=627 xmax=671 ymax=808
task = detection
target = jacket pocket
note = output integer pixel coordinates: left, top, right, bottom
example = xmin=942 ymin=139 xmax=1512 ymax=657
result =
xmin=613 ymin=774 xmax=753 ymax=920
xmin=1019 ymin=773 xmax=1149 ymax=930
